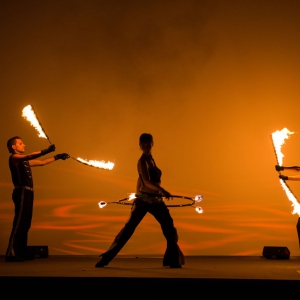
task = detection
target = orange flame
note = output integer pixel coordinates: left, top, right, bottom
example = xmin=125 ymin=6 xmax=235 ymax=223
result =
xmin=128 ymin=193 xmax=136 ymax=200
xmin=194 ymin=195 xmax=203 ymax=202
xmin=98 ymin=201 xmax=107 ymax=208
xmin=271 ymin=128 xmax=300 ymax=216
xmin=195 ymin=206 xmax=203 ymax=214
xmin=271 ymin=127 xmax=294 ymax=166
xmin=279 ymin=179 xmax=300 ymax=216
xmin=22 ymin=105 xmax=48 ymax=140
xmin=77 ymin=157 xmax=114 ymax=170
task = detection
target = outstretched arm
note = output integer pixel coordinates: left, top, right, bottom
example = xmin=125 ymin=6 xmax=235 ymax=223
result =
xmin=275 ymin=165 xmax=300 ymax=172
xmin=29 ymin=153 xmax=70 ymax=167
xmin=12 ymin=144 xmax=56 ymax=163
xmin=279 ymin=174 xmax=300 ymax=181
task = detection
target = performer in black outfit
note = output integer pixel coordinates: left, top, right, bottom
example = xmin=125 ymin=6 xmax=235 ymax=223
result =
xmin=275 ymin=164 xmax=300 ymax=246
xmin=95 ymin=133 xmax=184 ymax=268
xmin=5 ymin=136 xmax=70 ymax=262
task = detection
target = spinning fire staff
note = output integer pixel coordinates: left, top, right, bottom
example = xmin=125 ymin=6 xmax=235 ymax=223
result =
xmin=271 ymin=127 xmax=300 ymax=245
xmin=22 ymin=105 xmax=114 ymax=170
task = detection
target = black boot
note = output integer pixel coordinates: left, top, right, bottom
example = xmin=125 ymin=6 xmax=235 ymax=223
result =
xmin=95 ymin=256 xmax=109 ymax=268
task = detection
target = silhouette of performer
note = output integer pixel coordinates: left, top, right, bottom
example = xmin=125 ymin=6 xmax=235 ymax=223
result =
xmin=95 ymin=133 xmax=184 ymax=268
xmin=5 ymin=136 xmax=70 ymax=262
xmin=276 ymin=164 xmax=300 ymax=246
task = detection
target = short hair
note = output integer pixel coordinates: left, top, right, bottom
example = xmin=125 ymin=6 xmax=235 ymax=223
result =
xmin=139 ymin=133 xmax=153 ymax=145
xmin=7 ymin=136 xmax=21 ymax=153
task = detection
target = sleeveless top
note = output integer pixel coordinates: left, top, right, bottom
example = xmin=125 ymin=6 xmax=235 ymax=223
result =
xmin=9 ymin=155 xmax=33 ymax=188
xmin=139 ymin=155 xmax=162 ymax=187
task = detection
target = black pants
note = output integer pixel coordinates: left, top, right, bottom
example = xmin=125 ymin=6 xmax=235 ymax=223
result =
xmin=100 ymin=197 xmax=185 ymax=266
xmin=6 ymin=188 xmax=34 ymax=259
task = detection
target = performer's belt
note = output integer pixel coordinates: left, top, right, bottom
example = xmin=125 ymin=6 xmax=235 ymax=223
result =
xmin=14 ymin=186 xmax=34 ymax=191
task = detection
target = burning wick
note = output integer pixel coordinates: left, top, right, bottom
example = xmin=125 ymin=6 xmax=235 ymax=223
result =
xmin=195 ymin=206 xmax=203 ymax=214
xmin=75 ymin=157 xmax=114 ymax=170
xmin=98 ymin=201 xmax=107 ymax=208
xmin=128 ymin=193 xmax=136 ymax=200
xmin=195 ymin=195 xmax=203 ymax=202
xmin=271 ymin=127 xmax=294 ymax=167
xmin=22 ymin=104 xmax=52 ymax=143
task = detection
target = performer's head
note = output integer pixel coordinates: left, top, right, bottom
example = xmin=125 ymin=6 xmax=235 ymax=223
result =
xmin=139 ymin=133 xmax=153 ymax=154
xmin=7 ymin=136 xmax=22 ymax=154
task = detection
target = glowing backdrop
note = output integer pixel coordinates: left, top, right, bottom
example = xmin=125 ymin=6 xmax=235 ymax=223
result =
xmin=1 ymin=1 xmax=300 ymax=256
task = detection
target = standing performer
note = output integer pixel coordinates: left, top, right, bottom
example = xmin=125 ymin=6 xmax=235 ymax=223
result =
xmin=95 ymin=133 xmax=184 ymax=268
xmin=275 ymin=164 xmax=300 ymax=246
xmin=5 ymin=136 xmax=70 ymax=262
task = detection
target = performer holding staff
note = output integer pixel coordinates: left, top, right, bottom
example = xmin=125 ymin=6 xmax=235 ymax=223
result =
xmin=5 ymin=136 xmax=69 ymax=262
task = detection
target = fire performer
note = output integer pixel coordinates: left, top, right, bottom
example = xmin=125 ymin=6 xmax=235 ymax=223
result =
xmin=275 ymin=164 xmax=300 ymax=246
xmin=5 ymin=136 xmax=70 ymax=262
xmin=95 ymin=133 xmax=185 ymax=268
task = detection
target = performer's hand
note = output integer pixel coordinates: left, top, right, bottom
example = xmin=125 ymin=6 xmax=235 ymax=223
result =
xmin=275 ymin=165 xmax=284 ymax=172
xmin=162 ymin=190 xmax=172 ymax=200
xmin=41 ymin=144 xmax=56 ymax=155
xmin=54 ymin=153 xmax=70 ymax=160
xmin=279 ymin=174 xmax=288 ymax=180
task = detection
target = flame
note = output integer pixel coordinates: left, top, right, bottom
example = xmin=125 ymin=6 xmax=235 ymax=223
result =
xmin=77 ymin=157 xmax=114 ymax=170
xmin=128 ymin=193 xmax=136 ymax=200
xmin=279 ymin=179 xmax=300 ymax=216
xmin=194 ymin=195 xmax=203 ymax=202
xmin=195 ymin=206 xmax=203 ymax=214
xmin=22 ymin=105 xmax=48 ymax=139
xmin=98 ymin=201 xmax=107 ymax=208
xmin=271 ymin=127 xmax=300 ymax=216
xmin=271 ymin=127 xmax=294 ymax=166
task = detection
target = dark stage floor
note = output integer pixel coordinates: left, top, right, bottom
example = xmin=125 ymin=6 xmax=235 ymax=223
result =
xmin=1 ymin=255 xmax=300 ymax=293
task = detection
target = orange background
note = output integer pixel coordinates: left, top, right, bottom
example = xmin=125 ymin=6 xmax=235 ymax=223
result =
xmin=1 ymin=0 xmax=300 ymax=256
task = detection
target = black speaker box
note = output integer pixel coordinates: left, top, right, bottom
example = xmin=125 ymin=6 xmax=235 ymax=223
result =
xmin=27 ymin=245 xmax=49 ymax=258
xmin=262 ymin=246 xmax=290 ymax=259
